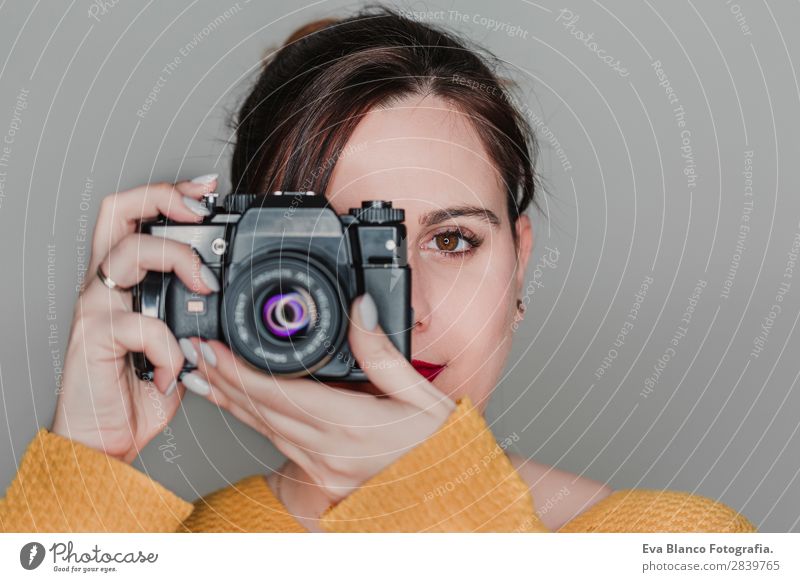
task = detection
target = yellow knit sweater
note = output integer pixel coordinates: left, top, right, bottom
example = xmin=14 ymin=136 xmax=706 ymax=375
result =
xmin=0 ymin=395 xmax=757 ymax=533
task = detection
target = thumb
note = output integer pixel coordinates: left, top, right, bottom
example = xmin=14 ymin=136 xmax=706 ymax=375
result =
xmin=348 ymin=293 xmax=454 ymax=412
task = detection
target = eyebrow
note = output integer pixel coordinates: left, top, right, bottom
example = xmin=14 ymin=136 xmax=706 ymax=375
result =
xmin=418 ymin=204 xmax=502 ymax=228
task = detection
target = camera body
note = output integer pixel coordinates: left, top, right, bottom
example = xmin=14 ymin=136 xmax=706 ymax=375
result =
xmin=131 ymin=191 xmax=412 ymax=382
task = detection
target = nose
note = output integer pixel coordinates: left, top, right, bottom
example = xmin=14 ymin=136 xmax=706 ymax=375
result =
xmin=408 ymin=252 xmax=431 ymax=333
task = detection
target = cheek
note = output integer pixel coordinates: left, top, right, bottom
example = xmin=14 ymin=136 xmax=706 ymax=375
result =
xmin=426 ymin=240 xmax=519 ymax=317
xmin=464 ymin=246 xmax=519 ymax=333
xmin=430 ymin=256 xmax=518 ymax=404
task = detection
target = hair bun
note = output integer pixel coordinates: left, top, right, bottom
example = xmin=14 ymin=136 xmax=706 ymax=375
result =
xmin=282 ymin=17 xmax=338 ymax=47
xmin=260 ymin=17 xmax=338 ymax=70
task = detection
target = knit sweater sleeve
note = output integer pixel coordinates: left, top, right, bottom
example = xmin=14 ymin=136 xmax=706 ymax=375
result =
xmin=318 ymin=394 xmax=550 ymax=532
xmin=556 ymin=488 xmax=758 ymax=533
xmin=0 ymin=427 xmax=195 ymax=532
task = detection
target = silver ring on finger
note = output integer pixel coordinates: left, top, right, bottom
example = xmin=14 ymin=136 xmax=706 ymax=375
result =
xmin=96 ymin=263 xmax=129 ymax=292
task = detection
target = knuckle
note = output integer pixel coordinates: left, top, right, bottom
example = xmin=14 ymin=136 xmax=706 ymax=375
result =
xmin=257 ymin=387 xmax=279 ymax=412
xmin=98 ymin=193 xmax=118 ymax=215
xmin=141 ymin=314 xmax=170 ymax=337
xmin=151 ymin=181 xmax=177 ymax=199
xmin=339 ymin=421 xmax=362 ymax=441
xmin=100 ymin=192 xmax=116 ymax=207
xmin=208 ymin=388 xmax=229 ymax=409
xmin=151 ymin=180 xmax=174 ymax=191
xmin=170 ymin=239 xmax=194 ymax=261
xmin=116 ymin=232 xmax=140 ymax=254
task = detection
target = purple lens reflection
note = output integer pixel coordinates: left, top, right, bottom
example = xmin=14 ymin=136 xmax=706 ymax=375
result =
xmin=262 ymin=291 xmax=311 ymax=337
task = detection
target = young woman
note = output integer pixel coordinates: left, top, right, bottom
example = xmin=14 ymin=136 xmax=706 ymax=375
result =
xmin=1 ymin=6 xmax=756 ymax=533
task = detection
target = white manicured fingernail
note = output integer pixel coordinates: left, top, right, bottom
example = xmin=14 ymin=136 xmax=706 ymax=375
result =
xmin=199 ymin=264 xmax=220 ymax=292
xmin=182 ymin=372 xmax=210 ymax=396
xmin=359 ymin=293 xmax=378 ymax=331
xmin=200 ymin=342 xmax=217 ymax=367
xmin=183 ymin=195 xmax=211 ymax=216
xmin=179 ymin=338 xmax=198 ymax=365
xmin=190 ymin=173 xmax=218 ymax=185
xmin=165 ymin=378 xmax=177 ymax=396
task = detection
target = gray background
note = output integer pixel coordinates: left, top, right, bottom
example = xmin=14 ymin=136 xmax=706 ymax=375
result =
xmin=1 ymin=0 xmax=798 ymax=532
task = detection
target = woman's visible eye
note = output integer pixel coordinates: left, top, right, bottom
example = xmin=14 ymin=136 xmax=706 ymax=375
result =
xmin=423 ymin=228 xmax=483 ymax=259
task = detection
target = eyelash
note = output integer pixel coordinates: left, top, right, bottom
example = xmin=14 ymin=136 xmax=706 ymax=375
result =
xmin=423 ymin=228 xmax=483 ymax=259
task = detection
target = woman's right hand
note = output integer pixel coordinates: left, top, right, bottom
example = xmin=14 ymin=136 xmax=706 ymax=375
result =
xmin=50 ymin=175 xmax=221 ymax=464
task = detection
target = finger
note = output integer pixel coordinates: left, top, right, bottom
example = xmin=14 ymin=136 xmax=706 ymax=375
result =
xmin=227 ymin=396 xmax=321 ymax=447
xmin=89 ymin=175 xmax=218 ymax=275
xmin=181 ymin=358 xmax=322 ymax=449
xmin=348 ymin=294 xmax=455 ymax=412
xmin=194 ymin=338 xmax=339 ymax=420
xmin=104 ymin=311 xmax=185 ymax=394
xmin=98 ymin=233 xmax=219 ymax=293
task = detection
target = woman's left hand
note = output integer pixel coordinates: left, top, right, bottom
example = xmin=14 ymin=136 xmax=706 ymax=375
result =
xmin=179 ymin=293 xmax=456 ymax=505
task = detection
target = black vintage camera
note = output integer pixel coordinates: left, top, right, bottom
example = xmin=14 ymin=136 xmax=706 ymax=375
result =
xmin=131 ymin=191 xmax=412 ymax=382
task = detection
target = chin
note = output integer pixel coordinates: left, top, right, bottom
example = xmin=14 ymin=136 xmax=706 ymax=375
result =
xmin=447 ymin=377 xmax=494 ymax=410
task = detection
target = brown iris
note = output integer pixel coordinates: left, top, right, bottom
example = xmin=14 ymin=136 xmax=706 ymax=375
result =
xmin=434 ymin=232 xmax=459 ymax=251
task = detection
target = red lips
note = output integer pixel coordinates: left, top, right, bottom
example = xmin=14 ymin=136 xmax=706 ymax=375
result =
xmin=411 ymin=359 xmax=446 ymax=381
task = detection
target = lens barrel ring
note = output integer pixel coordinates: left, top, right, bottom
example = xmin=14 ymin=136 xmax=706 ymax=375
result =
xmin=220 ymin=253 xmax=347 ymax=376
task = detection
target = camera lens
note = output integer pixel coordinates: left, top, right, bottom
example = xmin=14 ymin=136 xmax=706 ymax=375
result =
xmin=260 ymin=288 xmax=314 ymax=338
xmin=221 ymin=253 xmax=346 ymax=376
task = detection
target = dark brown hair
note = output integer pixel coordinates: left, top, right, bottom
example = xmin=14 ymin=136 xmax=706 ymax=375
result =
xmin=228 ymin=4 xmax=543 ymax=246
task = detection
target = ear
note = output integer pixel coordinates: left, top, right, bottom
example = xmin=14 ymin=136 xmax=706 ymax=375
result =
xmin=514 ymin=214 xmax=534 ymax=296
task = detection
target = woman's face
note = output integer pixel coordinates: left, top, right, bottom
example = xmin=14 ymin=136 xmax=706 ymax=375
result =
xmin=325 ymin=93 xmax=533 ymax=413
